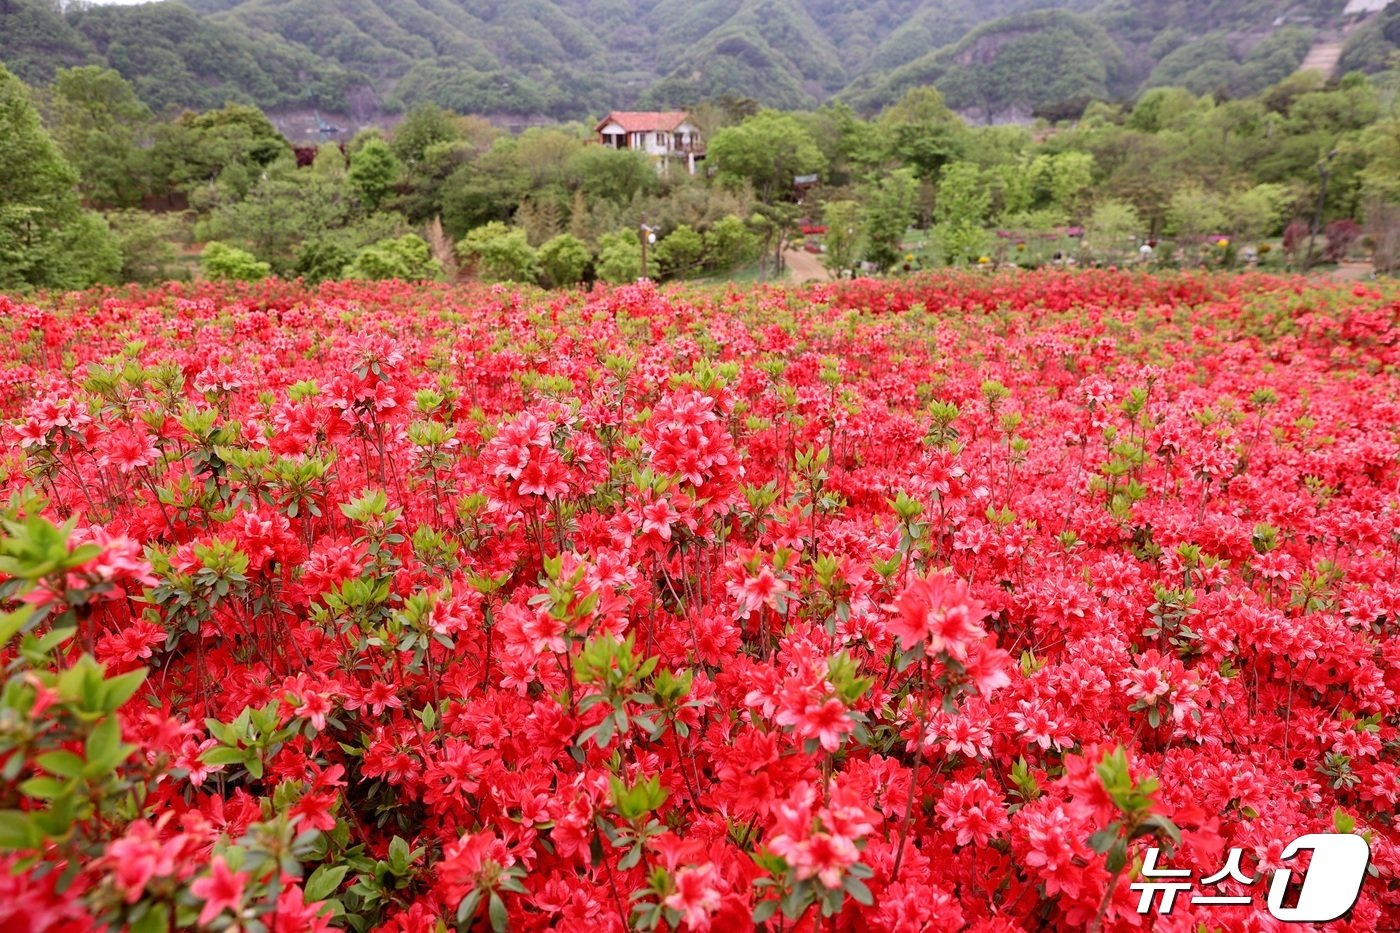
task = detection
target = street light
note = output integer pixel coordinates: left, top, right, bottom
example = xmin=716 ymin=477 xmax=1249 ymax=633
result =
xmin=639 ymin=221 xmax=657 ymax=280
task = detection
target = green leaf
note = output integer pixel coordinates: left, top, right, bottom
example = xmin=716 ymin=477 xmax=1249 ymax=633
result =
xmin=489 ymin=892 xmax=509 ymax=932
xmin=0 ymin=606 xmax=34 ymax=644
xmin=19 ymin=777 xmax=69 ymax=800
xmin=388 ymin=836 xmax=411 ymax=874
xmin=35 ymin=751 xmax=86 ymax=779
xmin=101 ymin=667 xmax=148 ymax=713
xmin=752 ymin=900 xmax=779 ymax=923
xmin=1106 ymin=838 xmax=1128 ymax=874
xmin=129 ymin=903 xmax=170 ymax=933
xmin=0 ymin=810 xmax=41 ymax=850
xmin=85 ymin=716 xmax=127 ymax=771
xmin=305 ymin=864 xmax=349 ymax=901
xmin=200 ymin=746 xmax=248 ymax=766
xmin=844 ymin=875 xmax=873 ymax=905
xmin=457 ymin=888 xmax=483 ymax=925
xmin=1087 ymin=822 xmax=1121 ymax=854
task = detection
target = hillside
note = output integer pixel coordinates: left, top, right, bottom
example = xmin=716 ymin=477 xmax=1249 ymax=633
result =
xmin=840 ymin=9 xmax=1127 ymax=121
xmin=1 ymin=0 xmax=1392 ymax=122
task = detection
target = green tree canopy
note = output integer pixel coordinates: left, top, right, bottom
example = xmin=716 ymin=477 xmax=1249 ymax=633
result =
xmin=707 ymin=111 xmax=827 ymax=203
xmin=654 ymin=224 xmax=704 ymax=278
xmin=537 ymin=232 xmax=591 ymax=287
xmin=344 ymin=234 xmax=442 ymax=281
xmin=43 ymin=66 xmax=150 ymax=208
xmin=0 ymin=64 xmax=119 ymax=290
xmin=457 ymin=222 xmax=540 ymax=283
xmin=595 ymin=229 xmax=642 ymax=283
xmin=201 ymin=241 xmax=271 ymax=282
xmin=348 ymin=135 xmax=401 ymax=214
xmin=862 ymin=168 xmax=918 ymax=271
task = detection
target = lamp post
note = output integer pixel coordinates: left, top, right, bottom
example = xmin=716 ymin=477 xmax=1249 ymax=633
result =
xmin=1306 ymin=148 xmax=1339 ymax=271
xmin=639 ymin=221 xmax=657 ymax=280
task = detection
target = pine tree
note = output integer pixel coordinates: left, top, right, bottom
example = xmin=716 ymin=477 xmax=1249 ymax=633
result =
xmin=568 ymin=190 xmax=595 ymax=248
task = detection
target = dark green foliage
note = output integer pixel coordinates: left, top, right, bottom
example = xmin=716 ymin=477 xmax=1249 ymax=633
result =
xmin=348 ymin=135 xmax=400 ymax=212
xmin=0 ymin=0 xmax=359 ymax=114
xmin=0 ymin=64 xmax=120 ymax=291
xmin=107 ymin=210 xmax=186 ymax=285
xmin=0 ymin=0 xmax=1382 ymax=119
xmin=0 ymin=0 xmax=98 ymax=86
xmin=1340 ymin=3 xmax=1400 ymax=74
xmin=1144 ymin=27 xmax=1313 ymax=98
xmin=844 ymin=11 xmax=1126 ymax=120
xmin=43 ymin=66 xmax=151 ymax=208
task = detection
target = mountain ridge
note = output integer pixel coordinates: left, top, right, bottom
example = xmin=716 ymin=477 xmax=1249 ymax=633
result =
xmin=1 ymin=0 xmax=1391 ymax=123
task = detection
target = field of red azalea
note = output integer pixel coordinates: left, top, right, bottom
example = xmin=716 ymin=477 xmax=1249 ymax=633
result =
xmin=3 ymin=271 xmax=1400 ymax=932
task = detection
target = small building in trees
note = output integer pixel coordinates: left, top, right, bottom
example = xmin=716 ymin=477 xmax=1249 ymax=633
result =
xmin=594 ymin=111 xmax=704 ymax=174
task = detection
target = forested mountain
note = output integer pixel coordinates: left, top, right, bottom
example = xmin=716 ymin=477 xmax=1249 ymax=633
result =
xmin=1 ymin=0 xmax=1391 ymax=121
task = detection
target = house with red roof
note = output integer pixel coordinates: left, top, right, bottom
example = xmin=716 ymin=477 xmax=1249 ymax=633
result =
xmin=595 ymin=111 xmax=705 ymax=173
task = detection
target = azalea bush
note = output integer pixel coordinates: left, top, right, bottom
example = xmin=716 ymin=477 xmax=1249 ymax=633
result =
xmin=0 ymin=270 xmax=1398 ymax=931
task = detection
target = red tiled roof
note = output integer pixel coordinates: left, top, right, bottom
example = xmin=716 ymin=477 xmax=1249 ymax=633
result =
xmin=595 ymin=111 xmax=690 ymax=133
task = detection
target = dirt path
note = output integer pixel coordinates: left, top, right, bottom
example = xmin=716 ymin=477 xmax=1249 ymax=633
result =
xmin=1310 ymin=259 xmax=1375 ymax=283
xmin=1298 ymin=38 xmax=1346 ymax=77
xmin=783 ymin=248 xmax=831 ymax=283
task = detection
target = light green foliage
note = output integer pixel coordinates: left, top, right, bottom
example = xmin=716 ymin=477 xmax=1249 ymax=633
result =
xmin=654 ymin=225 xmax=704 ymax=278
xmin=1040 ymin=151 xmax=1096 ymax=217
xmin=195 ymin=160 xmax=351 ymax=276
xmin=821 ymin=200 xmax=863 ymax=275
xmin=568 ymin=146 xmax=658 ymax=206
xmin=1127 ymin=87 xmax=1203 ymax=133
xmin=1084 ymin=200 xmax=1144 ymax=259
xmin=0 ymin=516 xmax=151 ymax=859
xmin=596 ymin=230 xmax=642 ymax=284
xmin=344 ymin=234 xmax=442 ymax=282
xmin=935 ymin=161 xmax=991 ymax=226
xmin=862 ymin=169 xmax=918 ymax=271
xmin=440 ymin=143 xmax=529 ymax=237
xmin=537 ymin=233 xmax=591 ymax=287
xmin=150 ymin=103 xmax=291 ymax=206
xmin=703 ymin=215 xmax=760 ymax=270
xmin=1227 ymin=183 xmax=1287 ymax=239
xmin=295 ymin=212 xmax=413 ymax=284
xmin=391 ymin=104 xmax=462 ymax=168
xmin=457 ymin=223 xmax=539 ymax=283
xmin=1165 ymin=185 xmax=1228 ymax=237
xmin=932 ymin=161 xmax=993 ymax=264
xmin=878 ymin=86 xmax=966 ymax=181
xmin=201 ymin=241 xmax=271 ymax=282
xmin=1358 ymin=99 xmax=1400 ymax=205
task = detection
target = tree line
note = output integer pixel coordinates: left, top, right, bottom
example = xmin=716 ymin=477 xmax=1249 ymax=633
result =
xmin=3 ymin=58 xmax=1400 ymax=293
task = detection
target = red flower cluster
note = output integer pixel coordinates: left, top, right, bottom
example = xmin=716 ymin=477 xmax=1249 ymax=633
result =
xmin=0 ymin=272 xmax=1398 ymax=931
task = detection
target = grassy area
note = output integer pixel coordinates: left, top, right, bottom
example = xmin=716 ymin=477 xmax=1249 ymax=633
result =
xmin=688 ymin=261 xmax=773 ymax=286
